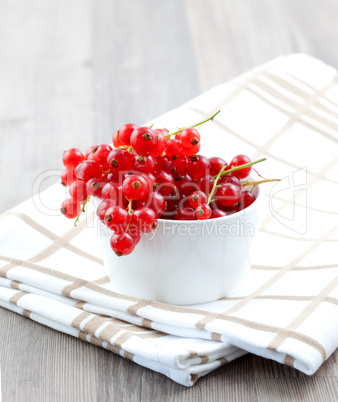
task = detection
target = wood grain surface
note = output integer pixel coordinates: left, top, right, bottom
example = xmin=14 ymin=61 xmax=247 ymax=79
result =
xmin=0 ymin=0 xmax=337 ymax=400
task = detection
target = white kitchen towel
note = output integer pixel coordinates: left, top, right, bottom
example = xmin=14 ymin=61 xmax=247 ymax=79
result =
xmin=0 ymin=54 xmax=337 ymax=387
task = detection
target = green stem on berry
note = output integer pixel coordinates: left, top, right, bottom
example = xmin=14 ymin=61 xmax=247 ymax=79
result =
xmin=207 ymin=164 xmax=227 ymax=204
xmin=165 ymin=110 xmax=221 ymax=138
xmin=214 ymin=158 xmax=267 ymax=180
xmin=74 ymin=195 xmax=91 ymax=227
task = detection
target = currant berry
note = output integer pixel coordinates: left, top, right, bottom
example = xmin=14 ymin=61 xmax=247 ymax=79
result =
xmin=180 ymin=128 xmax=200 ymax=149
xmin=60 ymin=198 xmax=81 ymax=219
xmin=170 ymin=155 xmax=188 ymax=174
xmin=188 ymin=155 xmax=210 ymax=180
xmin=196 ymin=175 xmax=214 ymax=195
xmin=122 ymin=174 xmax=149 ymax=200
xmin=211 ymin=209 xmax=227 ymax=218
xmin=63 ymin=148 xmax=84 ymax=169
xmin=176 ymin=207 xmax=195 ymax=221
xmin=239 ymin=191 xmax=256 ymax=209
xmin=195 ymin=204 xmax=212 ymax=220
xmin=85 ymin=145 xmax=98 ymax=159
xmin=86 ymin=178 xmax=105 ymax=198
xmin=189 ymin=191 xmax=208 ymax=209
xmin=75 ymin=160 xmax=103 ymax=183
xmin=118 ymin=123 xmax=138 ymax=146
xmin=151 ymin=129 xmax=167 ymax=157
xmin=181 ymin=143 xmax=200 ymax=157
xmin=230 ymin=154 xmax=251 ymax=179
xmin=87 ymin=144 xmax=112 ymax=167
xmin=217 ymin=183 xmax=241 ymax=207
xmin=130 ymin=126 xmax=157 ymax=156
xmin=107 ymin=148 xmax=134 ymax=174
xmin=134 ymin=154 xmax=156 ymax=174
xmin=102 ymin=182 xmax=122 ymax=201
xmin=165 ymin=139 xmax=183 ymax=159
xmin=97 ymin=199 xmax=116 ymax=222
xmin=112 ymin=129 xmax=124 ymax=148
xmin=155 ymin=155 xmax=172 ymax=173
xmin=219 ymin=174 xmax=242 ymax=189
xmin=209 ymin=157 xmax=227 ymax=176
xmin=69 ymin=180 xmax=88 ymax=202
xmin=110 ymin=232 xmax=136 ymax=256
xmin=154 ymin=171 xmax=175 ymax=196
xmin=174 ymin=173 xmax=197 ymax=198
xmin=134 ymin=207 xmax=158 ymax=233
xmin=61 ymin=169 xmax=76 ymax=186
xmin=105 ymin=206 xmax=129 ymax=233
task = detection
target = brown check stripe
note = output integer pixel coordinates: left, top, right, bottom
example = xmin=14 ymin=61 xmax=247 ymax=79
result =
xmin=0 ymin=55 xmax=337 ymax=379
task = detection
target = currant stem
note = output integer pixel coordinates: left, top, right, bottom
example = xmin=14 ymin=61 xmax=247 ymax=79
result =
xmin=213 ymin=158 xmax=267 ymax=179
xmin=126 ymin=199 xmax=134 ymax=232
xmin=165 ymin=110 xmax=221 ymax=138
xmin=242 ymin=178 xmax=281 ymax=187
xmin=207 ymin=164 xmax=227 ymax=204
xmin=74 ymin=195 xmax=91 ymax=227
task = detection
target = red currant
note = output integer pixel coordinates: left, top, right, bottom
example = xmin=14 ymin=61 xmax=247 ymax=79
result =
xmin=195 ymin=204 xmax=212 ymax=220
xmin=122 ymin=174 xmax=149 ymax=200
xmin=188 ymin=155 xmax=210 ymax=180
xmin=130 ymin=127 xmax=157 ymax=156
xmin=102 ymin=182 xmax=122 ymax=201
xmin=110 ymin=232 xmax=135 ymax=256
xmin=97 ymin=199 xmax=116 ymax=222
xmin=174 ymin=173 xmax=197 ymax=198
xmin=181 ymin=143 xmax=200 ymax=157
xmin=105 ymin=206 xmax=129 ymax=233
xmin=155 ymin=155 xmax=172 ymax=173
xmin=151 ymin=129 xmax=167 ymax=157
xmin=239 ymin=191 xmax=256 ymax=209
xmin=189 ymin=191 xmax=208 ymax=209
xmin=134 ymin=154 xmax=155 ymax=174
xmin=176 ymin=207 xmax=195 ymax=220
xmin=75 ymin=160 xmax=103 ymax=183
xmin=60 ymin=198 xmax=81 ymax=219
xmin=112 ymin=130 xmax=124 ymax=148
xmin=219 ymin=174 xmax=242 ymax=189
xmin=180 ymin=128 xmax=200 ymax=149
xmin=211 ymin=209 xmax=227 ymax=218
xmin=154 ymin=171 xmax=175 ymax=196
xmin=63 ymin=148 xmax=84 ymax=169
xmin=196 ymin=175 xmax=214 ymax=195
xmin=209 ymin=156 xmax=228 ymax=176
xmin=170 ymin=155 xmax=188 ymax=174
xmin=118 ymin=123 xmax=138 ymax=146
xmin=165 ymin=139 xmax=183 ymax=159
xmin=134 ymin=207 xmax=158 ymax=233
xmin=107 ymin=148 xmax=134 ymax=174
xmin=87 ymin=144 xmax=112 ymax=167
xmin=86 ymin=178 xmax=105 ymax=198
xmin=61 ymin=169 xmax=76 ymax=186
xmin=69 ymin=181 xmax=88 ymax=202
xmin=217 ymin=183 xmax=241 ymax=207
xmin=230 ymin=154 xmax=251 ymax=179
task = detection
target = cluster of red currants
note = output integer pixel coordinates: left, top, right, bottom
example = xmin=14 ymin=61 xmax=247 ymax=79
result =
xmin=60 ymin=112 xmax=265 ymax=256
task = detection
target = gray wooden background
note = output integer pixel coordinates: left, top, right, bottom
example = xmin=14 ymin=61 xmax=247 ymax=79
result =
xmin=0 ymin=0 xmax=337 ymax=400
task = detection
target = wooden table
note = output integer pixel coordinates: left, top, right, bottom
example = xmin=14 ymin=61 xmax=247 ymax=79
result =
xmin=0 ymin=1 xmax=337 ymax=400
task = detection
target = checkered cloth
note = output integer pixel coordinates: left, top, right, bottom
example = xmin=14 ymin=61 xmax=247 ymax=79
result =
xmin=0 ymin=54 xmax=337 ymax=386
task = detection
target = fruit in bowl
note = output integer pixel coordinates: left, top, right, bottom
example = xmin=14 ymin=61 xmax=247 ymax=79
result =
xmin=60 ymin=111 xmax=278 ymax=257
xmin=59 ymin=111 xmax=281 ymax=304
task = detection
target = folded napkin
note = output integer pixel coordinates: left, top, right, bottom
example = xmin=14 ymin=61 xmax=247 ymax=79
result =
xmin=1 ymin=54 xmax=337 ymax=387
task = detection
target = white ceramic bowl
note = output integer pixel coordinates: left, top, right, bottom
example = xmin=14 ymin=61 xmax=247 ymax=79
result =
xmin=100 ymin=185 xmax=261 ymax=305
